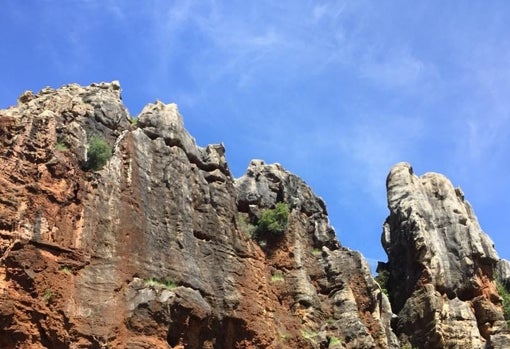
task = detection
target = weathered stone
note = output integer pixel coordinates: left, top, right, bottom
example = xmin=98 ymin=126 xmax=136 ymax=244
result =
xmin=0 ymin=82 xmax=398 ymax=348
xmin=235 ymin=159 xmax=399 ymax=348
xmin=382 ymin=162 xmax=507 ymax=348
xmin=497 ymin=259 xmax=510 ymax=288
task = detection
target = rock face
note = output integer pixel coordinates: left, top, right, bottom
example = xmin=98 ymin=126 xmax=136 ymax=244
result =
xmin=381 ymin=162 xmax=509 ymax=348
xmin=0 ymin=82 xmax=397 ymax=348
xmin=497 ymin=259 xmax=510 ymax=288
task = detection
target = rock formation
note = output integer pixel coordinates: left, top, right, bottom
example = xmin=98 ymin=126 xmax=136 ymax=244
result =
xmin=497 ymin=259 xmax=510 ymax=288
xmin=0 ymin=82 xmax=397 ymax=348
xmin=381 ymin=162 xmax=510 ymax=348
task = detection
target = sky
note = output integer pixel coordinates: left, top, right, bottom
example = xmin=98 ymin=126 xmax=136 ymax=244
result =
xmin=1 ymin=1 xmax=510 ymax=270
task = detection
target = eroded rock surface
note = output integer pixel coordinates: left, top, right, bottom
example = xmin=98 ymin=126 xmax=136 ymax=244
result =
xmin=381 ymin=162 xmax=509 ymax=348
xmin=0 ymin=82 xmax=397 ymax=348
xmin=236 ymin=160 xmax=399 ymax=349
xmin=497 ymin=259 xmax=510 ymax=288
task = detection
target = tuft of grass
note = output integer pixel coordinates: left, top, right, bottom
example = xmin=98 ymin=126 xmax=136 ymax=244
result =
xmin=301 ymin=329 xmax=318 ymax=341
xmin=42 ymin=289 xmax=54 ymax=303
xmin=329 ymin=336 xmax=342 ymax=346
xmin=130 ymin=117 xmax=138 ymax=126
xmin=144 ymin=278 xmax=177 ymax=289
xmin=59 ymin=266 xmax=72 ymax=275
xmin=271 ymin=272 xmax=285 ymax=282
xmin=312 ymin=248 xmax=321 ymax=256
xmin=55 ymin=142 xmax=69 ymax=152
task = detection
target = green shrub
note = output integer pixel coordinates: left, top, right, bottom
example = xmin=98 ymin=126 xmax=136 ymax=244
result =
xmin=375 ymin=270 xmax=389 ymax=297
xmin=255 ymin=202 xmax=289 ymax=238
xmin=86 ymin=135 xmax=112 ymax=170
xmin=497 ymin=280 xmax=510 ymax=323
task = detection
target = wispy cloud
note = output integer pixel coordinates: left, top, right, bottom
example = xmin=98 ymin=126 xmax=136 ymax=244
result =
xmin=337 ymin=114 xmax=424 ymax=203
xmin=359 ymin=49 xmax=428 ymax=88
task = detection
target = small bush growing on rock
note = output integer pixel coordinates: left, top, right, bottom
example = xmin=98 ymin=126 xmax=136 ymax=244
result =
xmin=375 ymin=270 xmax=390 ymax=297
xmin=237 ymin=213 xmax=257 ymax=237
xmin=86 ymin=135 xmax=112 ymax=171
xmin=496 ymin=280 xmax=510 ymax=324
xmin=255 ymin=202 xmax=289 ymax=239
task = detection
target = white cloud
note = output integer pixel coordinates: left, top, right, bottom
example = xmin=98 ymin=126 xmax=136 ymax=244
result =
xmin=360 ymin=50 xmax=428 ymax=88
xmin=335 ymin=114 xmax=424 ymax=204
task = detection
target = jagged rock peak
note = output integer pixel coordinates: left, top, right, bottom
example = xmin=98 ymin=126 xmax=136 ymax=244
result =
xmin=382 ymin=162 xmax=509 ymax=348
xmin=0 ymin=81 xmax=399 ymax=348
xmin=137 ymin=100 xmax=230 ymax=175
xmin=235 ymin=159 xmax=399 ymax=348
xmin=235 ymin=159 xmax=336 ymax=249
xmin=498 ymin=259 xmax=510 ymax=288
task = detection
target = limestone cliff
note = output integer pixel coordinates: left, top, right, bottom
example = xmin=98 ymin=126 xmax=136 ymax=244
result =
xmin=0 ymin=82 xmax=397 ymax=348
xmin=381 ymin=162 xmax=510 ymax=348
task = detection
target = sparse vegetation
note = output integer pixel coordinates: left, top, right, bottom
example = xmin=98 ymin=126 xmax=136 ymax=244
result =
xmin=42 ymin=289 xmax=54 ymax=303
xmin=401 ymin=344 xmax=418 ymax=349
xmin=237 ymin=213 xmax=256 ymax=237
xmin=86 ymin=135 xmax=112 ymax=171
xmin=254 ymin=202 xmax=289 ymax=239
xmin=375 ymin=270 xmax=389 ymax=297
xmin=271 ymin=272 xmax=285 ymax=282
xmin=59 ymin=266 xmax=72 ymax=274
xmin=312 ymin=248 xmax=321 ymax=256
xmin=328 ymin=336 xmax=342 ymax=346
xmin=301 ymin=329 xmax=318 ymax=341
xmin=130 ymin=117 xmax=138 ymax=126
xmin=55 ymin=141 xmax=69 ymax=151
xmin=496 ymin=279 xmax=510 ymax=324
xmin=144 ymin=278 xmax=177 ymax=290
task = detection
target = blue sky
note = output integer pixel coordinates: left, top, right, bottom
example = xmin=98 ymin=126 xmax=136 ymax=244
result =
xmin=2 ymin=1 xmax=510 ymax=268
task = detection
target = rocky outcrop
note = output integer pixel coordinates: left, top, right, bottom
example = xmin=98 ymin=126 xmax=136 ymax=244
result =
xmin=0 ymin=82 xmax=397 ymax=348
xmin=236 ymin=160 xmax=399 ymax=349
xmin=497 ymin=259 xmax=510 ymax=289
xmin=381 ymin=162 xmax=510 ymax=348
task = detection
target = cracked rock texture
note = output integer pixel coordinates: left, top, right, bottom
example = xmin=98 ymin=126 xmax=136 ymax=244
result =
xmin=0 ymin=82 xmax=397 ymax=348
xmin=497 ymin=259 xmax=510 ymax=288
xmin=381 ymin=162 xmax=510 ymax=348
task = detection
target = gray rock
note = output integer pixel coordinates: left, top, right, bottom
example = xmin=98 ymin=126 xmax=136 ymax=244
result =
xmin=497 ymin=259 xmax=510 ymax=288
xmin=0 ymin=81 xmax=398 ymax=348
xmin=235 ymin=160 xmax=399 ymax=348
xmin=382 ymin=162 xmax=505 ymax=348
